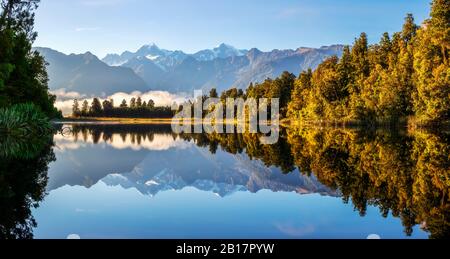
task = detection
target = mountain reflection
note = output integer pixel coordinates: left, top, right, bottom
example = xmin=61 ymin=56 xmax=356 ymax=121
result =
xmin=54 ymin=124 xmax=449 ymax=239
xmin=52 ymin=124 xmax=333 ymax=197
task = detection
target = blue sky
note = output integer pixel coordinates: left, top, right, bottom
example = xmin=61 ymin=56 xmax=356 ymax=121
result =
xmin=34 ymin=0 xmax=431 ymax=58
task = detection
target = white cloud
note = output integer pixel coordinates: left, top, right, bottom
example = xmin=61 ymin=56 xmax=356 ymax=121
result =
xmin=54 ymin=132 xmax=192 ymax=151
xmin=108 ymin=90 xmax=187 ymax=108
xmin=54 ymin=99 xmax=84 ymax=116
xmin=108 ymin=134 xmax=192 ymax=151
xmin=54 ymin=90 xmax=188 ymax=116
xmin=51 ymin=89 xmax=86 ymax=100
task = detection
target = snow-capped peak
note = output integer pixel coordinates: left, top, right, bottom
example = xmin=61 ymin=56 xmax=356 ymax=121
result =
xmin=146 ymin=55 xmax=160 ymax=61
xmin=102 ymin=43 xmax=248 ymax=66
xmin=144 ymin=42 xmax=158 ymax=49
xmin=215 ymin=43 xmax=234 ymax=49
xmin=192 ymin=43 xmax=248 ymax=61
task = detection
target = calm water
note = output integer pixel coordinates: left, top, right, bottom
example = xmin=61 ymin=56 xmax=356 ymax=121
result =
xmin=1 ymin=124 xmax=448 ymax=239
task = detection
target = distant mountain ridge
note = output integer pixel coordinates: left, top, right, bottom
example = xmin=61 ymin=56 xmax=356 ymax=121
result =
xmin=103 ymin=43 xmax=248 ymax=69
xmin=103 ymin=43 xmax=344 ymax=93
xmin=192 ymin=43 xmax=248 ymax=61
xmin=34 ymin=47 xmax=149 ymax=96
xmin=35 ymin=43 xmax=343 ymax=95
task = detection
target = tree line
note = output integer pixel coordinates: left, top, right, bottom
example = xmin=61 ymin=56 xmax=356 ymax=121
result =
xmin=70 ymin=1 xmax=448 ymax=126
xmin=189 ymin=0 xmax=449 ymax=126
xmin=72 ymin=97 xmax=175 ymax=118
xmin=288 ymin=0 xmax=449 ymax=125
xmin=0 ymin=0 xmax=60 ymax=119
xmin=180 ymin=127 xmax=449 ymax=239
xmin=64 ymin=123 xmax=450 ymax=239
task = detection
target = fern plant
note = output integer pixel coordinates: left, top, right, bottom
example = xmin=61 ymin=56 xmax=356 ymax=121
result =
xmin=0 ymin=103 xmax=52 ymax=137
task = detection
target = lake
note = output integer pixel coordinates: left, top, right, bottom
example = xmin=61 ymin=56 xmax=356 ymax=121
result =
xmin=1 ymin=123 xmax=448 ymax=239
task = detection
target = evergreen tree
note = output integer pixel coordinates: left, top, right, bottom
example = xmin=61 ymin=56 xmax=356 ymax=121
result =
xmin=285 ymin=3 xmax=448 ymax=125
xmin=0 ymin=0 xmax=59 ymax=117
xmin=337 ymin=45 xmax=354 ymax=89
xmin=351 ymin=33 xmax=370 ymax=79
xmin=81 ymin=100 xmax=89 ymax=116
xmin=378 ymin=32 xmax=392 ymax=69
xmin=72 ymin=99 xmax=80 ymax=117
xmin=287 ymin=69 xmax=312 ymax=118
xmin=136 ymin=97 xmax=142 ymax=107
xmin=429 ymin=0 xmax=449 ymax=65
xmin=120 ymin=99 xmax=127 ymax=108
xmin=90 ymin=98 xmax=102 ymax=116
xmin=413 ymin=0 xmax=450 ymax=122
xmin=130 ymin=97 xmax=136 ymax=108
xmin=209 ymin=88 xmax=218 ymax=98
xmin=401 ymin=14 xmax=418 ymax=44
xmin=102 ymin=99 xmax=113 ymax=113
xmin=270 ymin=71 xmax=296 ymax=117
xmin=148 ymin=99 xmax=155 ymax=109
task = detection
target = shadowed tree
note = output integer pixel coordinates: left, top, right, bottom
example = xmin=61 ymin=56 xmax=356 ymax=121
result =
xmin=102 ymin=99 xmax=113 ymax=114
xmin=81 ymin=100 xmax=89 ymax=116
xmin=0 ymin=0 xmax=59 ymax=117
xmin=130 ymin=97 xmax=136 ymax=108
xmin=209 ymin=88 xmax=218 ymax=98
xmin=89 ymin=98 xmax=102 ymax=116
xmin=72 ymin=99 xmax=80 ymax=117
xmin=136 ymin=97 xmax=142 ymax=107
xmin=120 ymin=99 xmax=127 ymax=108
xmin=0 ymin=134 xmax=54 ymax=239
xmin=148 ymin=99 xmax=155 ymax=109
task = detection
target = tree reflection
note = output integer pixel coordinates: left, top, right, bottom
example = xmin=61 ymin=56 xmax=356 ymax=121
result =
xmin=62 ymin=123 xmax=449 ymax=238
xmin=183 ymin=126 xmax=449 ymax=238
xmin=285 ymin=127 xmax=449 ymax=238
xmin=0 ymin=135 xmax=55 ymax=239
xmin=70 ymin=124 xmax=176 ymax=145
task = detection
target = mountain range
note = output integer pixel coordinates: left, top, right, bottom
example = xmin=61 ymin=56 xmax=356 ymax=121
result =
xmin=35 ymin=43 xmax=344 ymax=96
xmin=35 ymin=47 xmax=148 ymax=96
xmin=49 ymin=130 xmax=336 ymax=198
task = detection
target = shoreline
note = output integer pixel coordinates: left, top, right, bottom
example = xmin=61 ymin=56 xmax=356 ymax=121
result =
xmin=53 ymin=117 xmax=450 ymax=130
xmin=53 ymin=117 xmax=176 ymax=125
xmin=285 ymin=117 xmax=450 ymax=130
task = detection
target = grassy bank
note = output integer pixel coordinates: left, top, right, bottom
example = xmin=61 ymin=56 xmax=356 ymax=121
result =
xmin=57 ymin=117 xmax=272 ymax=125
xmin=0 ymin=104 xmax=53 ymax=137
xmin=55 ymin=117 xmax=177 ymax=125
xmin=58 ymin=116 xmax=450 ymax=132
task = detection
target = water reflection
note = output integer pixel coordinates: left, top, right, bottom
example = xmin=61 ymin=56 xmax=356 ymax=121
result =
xmin=49 ymin=124 xmax=449 ymax=238
xmin=285 ymin=128 xmax=449 ymax=239
xmin=0 ymin=135 xmax=55 ymax=239
xmin=50 ymin=124 xmax=333 ymax=197
xmin=1 ymin=124 xmax=448 ymax=239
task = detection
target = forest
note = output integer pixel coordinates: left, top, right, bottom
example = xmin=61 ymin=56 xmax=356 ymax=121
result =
xmin=1 ymin=0 xmax=448 ymax=241
xmin=246 ymin=0 xmax=448 ymax=126
xmin=64 ymin=123 xmax=450 ymax=239
xmin=75 ymin=0 xmax=449 ymax=127
xmin=71 ymin=97 xmax=175 ymax=118
xmin=250 ymin=0 xmax=448 ymax=126
xmin=0 ymin=0 xmax=60 ymax=136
